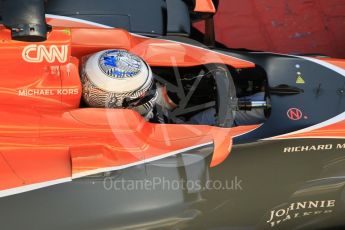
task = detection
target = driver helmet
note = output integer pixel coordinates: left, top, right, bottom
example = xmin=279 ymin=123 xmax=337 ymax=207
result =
xmin=81 ymin=49 xmax=157 ymax=118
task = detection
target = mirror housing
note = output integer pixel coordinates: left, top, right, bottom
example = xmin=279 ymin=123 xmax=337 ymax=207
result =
xmin=2 ymin=0 xmax=49 ymax=42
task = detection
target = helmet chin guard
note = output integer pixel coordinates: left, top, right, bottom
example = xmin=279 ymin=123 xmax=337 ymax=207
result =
xmin=81 ymin=50 xmax=157 ymax=118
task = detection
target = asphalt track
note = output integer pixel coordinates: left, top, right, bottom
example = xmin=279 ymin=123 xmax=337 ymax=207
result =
xmin=195 ymin=0 xmax=345 ymax=58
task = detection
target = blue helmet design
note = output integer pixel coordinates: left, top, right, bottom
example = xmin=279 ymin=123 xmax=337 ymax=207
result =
xmin=99 ymin=50 xmax=142 ymax=79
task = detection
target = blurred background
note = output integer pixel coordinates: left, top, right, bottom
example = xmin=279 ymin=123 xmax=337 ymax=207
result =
xmin=194 ymin=0 xmax=345 ymax=58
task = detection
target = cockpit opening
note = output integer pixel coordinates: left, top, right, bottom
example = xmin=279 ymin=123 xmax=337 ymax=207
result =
xmin=80 ymin=49 xmax=271 ymax=127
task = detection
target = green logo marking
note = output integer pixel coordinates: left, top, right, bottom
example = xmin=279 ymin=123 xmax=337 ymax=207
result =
xmin=63 ymin=29 xmax=71 ymax=35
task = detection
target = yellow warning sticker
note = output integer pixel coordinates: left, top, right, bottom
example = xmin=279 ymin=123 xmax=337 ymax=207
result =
xmin=296 ymin=76 xmax=305 ymax=84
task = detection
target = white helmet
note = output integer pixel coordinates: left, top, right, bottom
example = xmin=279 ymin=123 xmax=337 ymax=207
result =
xmin=81 ymin=50 xmax=157 ymax=118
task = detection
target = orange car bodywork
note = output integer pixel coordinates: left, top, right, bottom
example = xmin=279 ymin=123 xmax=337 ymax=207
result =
xmin=318 ymin=58 xmax=345 ymax=70
xmin=0 ymin=23 xmax=344 ymax=197
xmin=0 ymin=26 xmax=257 ymax=196
xmin=271 ymin=120 xmax=345 ymax=140
xmin=194 ymin=0 xmax=216 ymax=13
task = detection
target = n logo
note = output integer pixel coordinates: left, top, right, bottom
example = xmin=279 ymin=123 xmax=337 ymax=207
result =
xmin=22 ymin=45 xmax=68 ymax=63
xmin=287 ymin=108 xmax=303 ymax=121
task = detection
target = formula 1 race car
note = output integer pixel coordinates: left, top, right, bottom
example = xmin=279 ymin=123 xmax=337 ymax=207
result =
xmin=0 ymin=1 xmax=345 ymax=230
